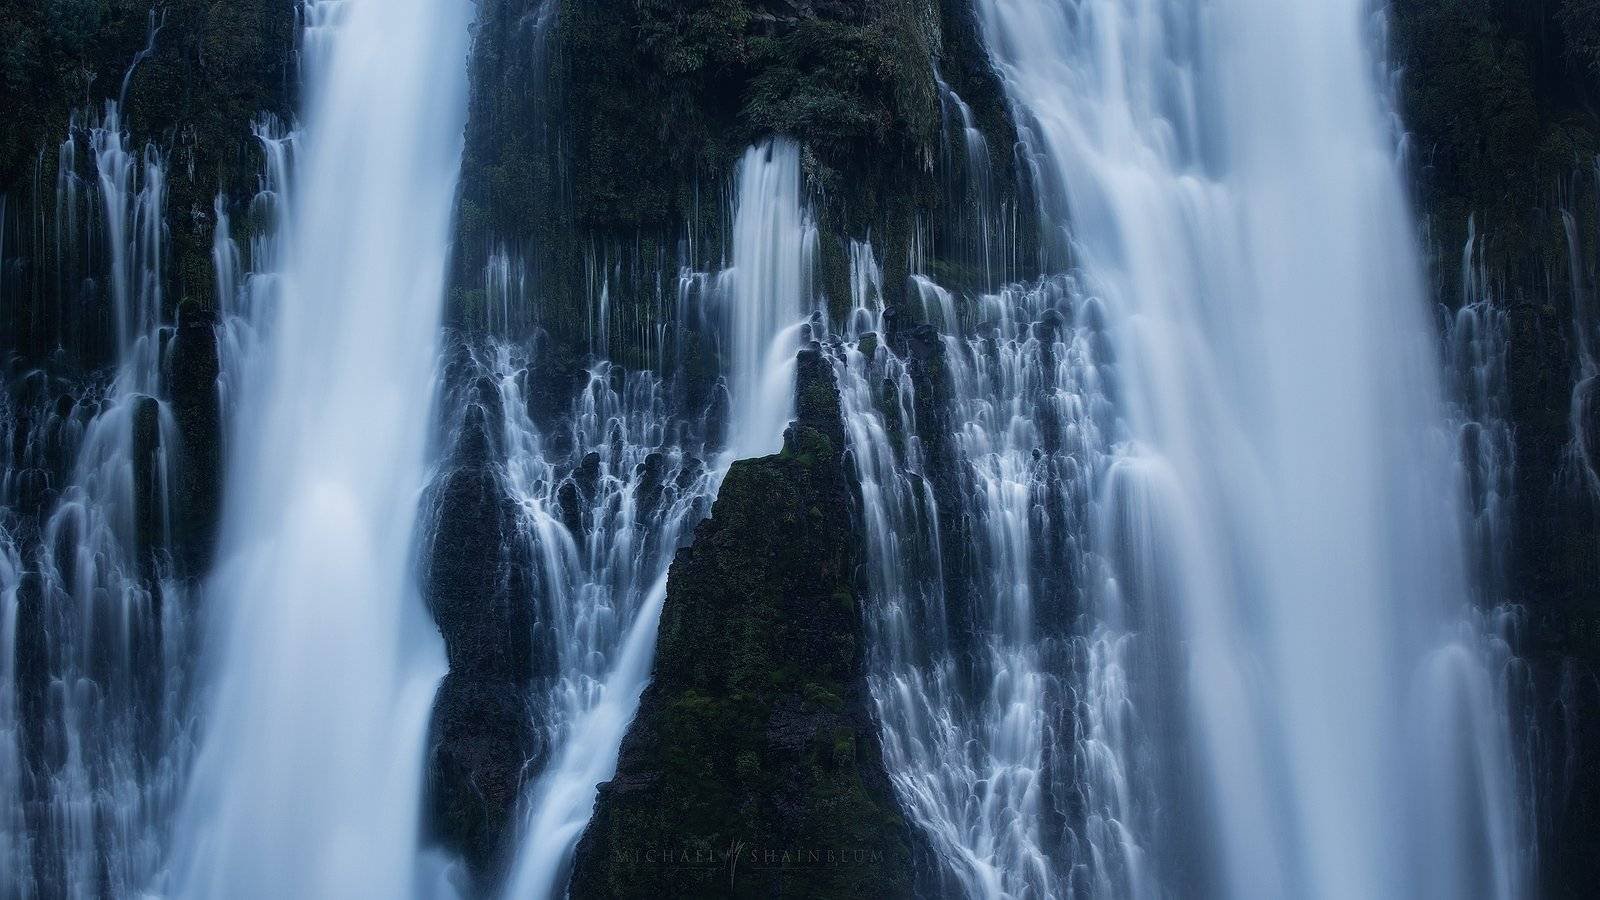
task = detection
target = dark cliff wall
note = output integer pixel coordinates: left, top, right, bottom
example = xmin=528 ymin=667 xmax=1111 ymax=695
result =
xmin=567 ymin=347 xmax=918 ymax=899
xmin=1395 ymin=0 xmax=1599 ymax=286
xmin=450 ymin=0 xmax=1035 ymax=358
xmin=1 ymin=0 xmax=295 ymax=364
xmin=1392 ymin=1 xmax=1600 ymax=892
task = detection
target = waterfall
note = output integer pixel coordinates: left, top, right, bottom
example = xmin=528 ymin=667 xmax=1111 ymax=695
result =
xmin=0 ymin=99 xmax=192 ymax=899
xmin=822 ymin=1 xmax=1524 ymax=896
xmin=500 ymin=136 xmax=813 ymax=895
xmin=832 ymin=248 xmax=1130 ymax=898
xmin=935 ymin=0 xmax=1524 ymax=895
xmin=0 ymin=2 xmax=1557 ymax=896
xmin=167 ymin=0 xmax=471 ymax=895
xmin=717 ymin=139 xmax=814 ymax=462
xmin=487 ymin=345 xmax=718 ymax=899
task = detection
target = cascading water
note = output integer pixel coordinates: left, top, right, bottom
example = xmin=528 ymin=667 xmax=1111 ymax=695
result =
xmin=0 ymin=100 xmax=193 ymax=899
xmin=717 ymin=139 xmax=814 ymax=462
xmin=167 ymin=0 xmax=471 ymax=895
xmin=212 ymin=118 xmax=296 ymax=428
xmin=1441 ymin=221 xmax=1540 ymax=876
xmin=501 ymin=136 xmax=814 ymax=896
xmin=0 ymin=525 xmax=21 ymax=889
xmin=829 ymin=244 xmax=1138 ymax=898
xmin=1447 ymin=217 xmax=1517 ymax=598
xmin=859 ymin=0 xmax=1527 ymax=896
xmin=489 ymin=345 xmax=716 ymax=898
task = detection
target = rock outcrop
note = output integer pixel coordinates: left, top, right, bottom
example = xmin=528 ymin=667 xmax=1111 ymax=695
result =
xmin=420 ymin=363 xmax=553 ymax=888
xmin=568 ymin=347 xmax=917 ymax=898
xmin=167 ymin=300 xmax=222 ymax=569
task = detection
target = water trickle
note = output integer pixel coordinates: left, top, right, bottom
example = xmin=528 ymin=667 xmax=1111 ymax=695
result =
xmin=1562 ymin=163 xmax=1600 ymax=499
xmin=167 ymin=0 xmax=471 ymax=894
xmin=830 ymin=244 xmax=1136 ymax=898
xmin=90 ymin=105 xmax=166 ymax=383
xmin=1446 ymin=217 xmax=1516 ymax=598
xmin=213 ymin=118 xmax=295 ymax=438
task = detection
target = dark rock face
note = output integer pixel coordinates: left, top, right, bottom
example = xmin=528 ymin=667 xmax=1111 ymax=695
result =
xmin=793 ymin=343 xmax=845 ymax=451
xmin=1508 ymin=300 xmax=1600 ymax=894
xmin=420 ymin=377 xmax=552 ymax=887
xmin=0 ymin=0 xmax=297 ymax=364
xmin=425 ymin=408 xmax=537 ymax=680
xmin=167 ymin=300 xmax=222 ymax=570
xmin=1391 ymin=2 xmax=1600 ymax=893
xmin=521 ymin=336 xmax=590 ymax=450
xmin=568 ymin=357 xmax=916 ymax=899
xmin=11 ymin=570 xmax=55 ymax=892
xmin=451 ymin=0 xmax=1033 ymax=357
xmin=426 ymin=673 xmax=541 ymax=886
xmin=130 ymin=392 xmax=163 ymax=568
xmin=13 ymin=569 xmax=49 ymax=778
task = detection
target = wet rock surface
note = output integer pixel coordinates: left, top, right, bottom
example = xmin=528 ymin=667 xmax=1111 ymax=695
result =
xmin=420 ymin=368 xmax=553 ymax=887
xmin=569 ymin=354 xmax=916 ymax=899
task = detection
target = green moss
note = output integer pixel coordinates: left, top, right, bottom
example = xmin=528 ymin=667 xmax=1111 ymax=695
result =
xmin=779 ymin=425 xmax=834 ymax=468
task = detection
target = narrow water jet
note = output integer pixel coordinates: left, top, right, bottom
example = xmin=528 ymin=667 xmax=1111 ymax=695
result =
xmin=1562 ymin=167 xmax=1600 ymax=499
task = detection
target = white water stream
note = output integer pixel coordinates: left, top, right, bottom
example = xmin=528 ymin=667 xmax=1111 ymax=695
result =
xmin=878 ymin=1 xmax=1528 ymax=895
xmin=168 ymin=1 xmax=472 ymax=895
